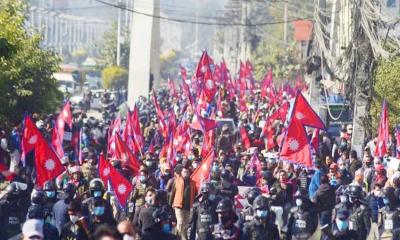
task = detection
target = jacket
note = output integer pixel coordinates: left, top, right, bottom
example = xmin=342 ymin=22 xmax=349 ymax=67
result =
xmin=170 ymin=176 xmax=196 ymax=209
xmin=314 ymin=183 xmax=335 ymax=212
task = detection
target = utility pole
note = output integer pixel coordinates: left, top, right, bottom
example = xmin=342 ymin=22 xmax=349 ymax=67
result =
xmin=117 ymin=0 xmax=122 ymax=66
xmin=194 ymin=0 xmax=200 ymax=58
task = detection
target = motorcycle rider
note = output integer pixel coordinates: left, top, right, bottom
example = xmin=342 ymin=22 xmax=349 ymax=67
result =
xmin=379 ymin=186 xmax=400 ymax=239
xmin=0 ymin=182 xmax=26 ymax=240
xmin=240 ymin=188 xmax=261 ymax=224
xmin=82 ymin=178 xmax=114 ymax=224
xmin=43 ymin=180 xmax=58 ymax=224
xmin=189 ymin=182 xmax=219 ymax=240
xmin=219 ymin=169 xmax=238 ymax=201
xmin=212 ymin=199 xmax=241 ymax=240
xmin=242 ymin=195 xmax=280 ymax=240
xmin=284 ymin=189 xmax=319 ymax=240
xmin=348 ymin=184 xmax=372 ymax=239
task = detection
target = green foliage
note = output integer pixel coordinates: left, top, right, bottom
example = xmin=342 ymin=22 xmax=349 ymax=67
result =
xmin=71 ymin=49 xmax=88 ymax=65
xmin=0 ymin=0 xmax=62 ymax=127
xmin=370 ymin=57 xmax=400 ymax=129
xmin=96 ymin=22 xmax=130 ymax=69
xmin=160 ymin=49 xmax=182 ymax=80
xmin=102 ymin=65 xmax=128 ymax=90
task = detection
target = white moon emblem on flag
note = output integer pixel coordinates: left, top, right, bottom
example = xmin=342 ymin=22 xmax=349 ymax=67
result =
xmin=118 ymin=184 xmax=127 ymax=194
xmin=289 ymin=139 xmax=300 ymax=151
xmin=28 ymin=135 xmax=38 ymax=144
xmin=296 ymin=112 xmax=305 ymax=120
xmin=63 ymin=110 xmax=69 ymax=118
xmin=103 ymin=167 xmax=110 ymax=176
xmin=45 ymin=159 xmax=55 ymax=171
xmin=205 ymin=79 xmax=214 ymax=90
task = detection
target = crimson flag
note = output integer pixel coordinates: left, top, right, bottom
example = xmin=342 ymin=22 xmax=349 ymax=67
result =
xmin=109 ymin=165 xmax=133 ymax=208
xmin=35 ymin=135 xmax=65 ymax=187
xmin=115 ymin=134 xmax=141 ymax=176
xmin=375 ymin=100 xmax=389 ymax=157
xmin=99 ymin=153 xmax=112 ymax=188
xmin=291 ymin=91 xmax=325 ymax=129
xmin=240 ymin=127 xmax=252 ymax=149
xmin=51 ymin=127 xmax=64 ymax=158
xmin=168 ymin=78 xmax=178 ymax=98
xmin=191 ymin=150 xmax=214 ymax=193
xmin=22 ymin=116 xmax=42 ymax=156
xmin=180 ymin=65 xmax=187 ymax=82
xmin=249 ymin=152 xmax=262 ymax=180
xmin=190 ymin=112 xmax=217 ymax=132
xmin=131 ymin=105 xmax=144 ymax=152
xmin=261 ymin=70 xmax=273 ymax=98
xmin=311 ymin=129 xmax=320 ymax=152
xmin=280 ymin=119 xmax=312 ymax=167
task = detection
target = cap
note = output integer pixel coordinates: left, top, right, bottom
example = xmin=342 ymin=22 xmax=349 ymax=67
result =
xmin=336 ymin=209 xmax=349 ymax=220
xmin=22 ymin=219 xmax=44 ymax=238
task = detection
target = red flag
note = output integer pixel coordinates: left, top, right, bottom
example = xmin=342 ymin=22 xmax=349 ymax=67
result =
xmin=98 ymin=153 xmax=112 ymax=188
xmin=115 ymin=134 xmax=141 ymax=175
xmin=261 ymin=70 xmax=273 ymax=98
xmin=35 ymin=135 xmax=65 ymax=187
xmin=51 ymin=127 xmax=64 ymax=158
xmin=202 ymin=66 xmax=217 ymax=103
xmin=375 ymin=100 xmax=389 ymax=157
xmin=280 ymin=119 xmax=312 ymax=167
xmin=180 ymin=65 xmax=187 ymax=82
xmin=151 ymin=92 xmax=167 ymax=138
xmin=240 ymin=127 xmax=251 ymax=149
xmin=168 ymin=78 xmax=178 ymax=98
xmin=191 ymin=150 xmax=214 ymax=192
xmin=311 ymin=129 xmax=320 ymax=152
xmin=249 ymin=152 xmax=262 ymax=180
xmin=109 ymin=165 xmax=133 ymax=208
xmin=291 ymin=91 xmax=325 ymax=129
xmin=55 ymin=102 xmax=73 ymax=142
xmin=190 ymin=112 xmax=218 ymax=132
xmin=131 ymin=105 xmax=144 ymax=152
xmin=22 ymin=116 xmax=42 ymax=156
xmin=195 ymin=51 xmax=213 ymax=83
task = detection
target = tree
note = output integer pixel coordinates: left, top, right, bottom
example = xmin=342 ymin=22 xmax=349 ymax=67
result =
xmin=102 ymin=65 xmax=128 ymax=90
xmin=0 ymin=0 xmax=62 ymax=127
xmin=160 ymin=49 xmax=182 ymax=81
xmin=370 ymin=57 xmax=400 ymax=130
xmin=96 ymin=22 xmax=130 ymax=69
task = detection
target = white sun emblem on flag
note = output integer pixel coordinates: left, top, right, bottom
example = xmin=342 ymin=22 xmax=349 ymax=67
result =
xmin=28 ymin=135 xmax=38 ymax=144
xmin=58 ymin=119 xmax=64 ymax=129
xmin=45 ymin=159 xmax=55 ymax=171
xmin=103 ymin=167 xmax=110 ymax=176
xmin=202 ymin=163 xmax=208 ymax=171
xmin=296 ymin=112 xmax=305 ymax=120
xmin=201 ymin=66 xmax=207 ymax=73
xmin=118 ymin=184 xmax=127 ymax=194
xmin=122 ymin=153 xmax=129 ymax=161
xmin=111 ymin=142 xmax=116 ymax=150
xmin=63 ymin=110 xmax=69 ymax=118
xmin=205 ymin=79 xmax=214 ymax=90
xmin=288 ymin=139 xmax=300 ymax=151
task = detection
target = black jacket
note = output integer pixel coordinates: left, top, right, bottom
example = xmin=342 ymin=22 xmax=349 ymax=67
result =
xmin=314 ymin=183 xmax=336 ymax=212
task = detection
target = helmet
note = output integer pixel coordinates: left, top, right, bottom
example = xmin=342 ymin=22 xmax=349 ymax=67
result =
xmin=247 ymin=188 xmax=261 ymax=205
xmin=31 ymin=190 xmax=46 ymax=205
xmin=200 ymin=182 xmax=214 ymax=194
xmin=221 ymin=169 xmax=232 ymax=180
xmin=89 ymin=179 xmax=104 ymax=198
xmin=5 ymin=182 xmax=21 ymax=200
xmin=253 ymin=196 xmax=269 ymax=210
xmin=349 ymin=185 xmax=363 ymax=199
xmin=43 ymin=180 xmax=56 ymax=192
xmin=63 ymin=183 xmax=76 ymax=197
xmin=216 ymin=199 xmax=234 ymax=214
xmin=27 ymin=205 xmax=45 ymax=219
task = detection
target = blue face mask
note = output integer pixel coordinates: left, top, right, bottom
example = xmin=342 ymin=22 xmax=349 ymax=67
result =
xmin=162 ymin=223 xmax=171 ymax=233
xmin=256 ymin=210 xmax=268 ymax=218
xmin=93 ymin=191 xmax=102 ymax=198
xmin=46 ymin=191 xmax=55 ymax=198
xmin=93 ymin=206 xmax=105 ymax=216
xmin=383 ymin=197 xmax=390 ymax=205
xmin=209 ymin=194 xmax=216 ymax=201
xmin=140 ymin=176 xmax=147 ymax=183
xmin=336 ymin=219 xmax=349 ymax=231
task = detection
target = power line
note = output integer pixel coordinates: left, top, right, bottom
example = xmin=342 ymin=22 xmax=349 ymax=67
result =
xmin=93 ymin=0 xmax=313 ymax=27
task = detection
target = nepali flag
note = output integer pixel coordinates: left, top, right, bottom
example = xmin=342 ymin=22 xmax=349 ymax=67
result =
xmin=261 ymin=69 xmax=273 ymax=98
xmin=280 ymin=119 xmax=313 ymax=167
xmin=311 ymin=129 xmax=320 ymax=152
xmin=240 ymin=127 xmax=252 ymax=150
xmin=115 ymin=134 xmax=141 ymax=176
xmin=291 ymin=91 xmax=325 ymax=129
xmin=168 ymin=78 xmax=178 ymax=99
xmin=35 ymin=132 xmax=65 ymax=187
xmin=191 ymin=150 xmax=214 ymax=193
xmin=99 ymin=153 xmax=111 ymax=188
xmin=51 ymin=127 xmax=64 ymax=158
xmin=375 ymin=99 xmax=389 ymax=158
xmin=180 ymin=65 xmax=188 ymax=83
xmin=55 ymin=101 xmax=73 ymax=140
xmin=131 ymin=104 xmax=144 ymax=153
xmin=22 ymin=116 xmax=42 ymax=157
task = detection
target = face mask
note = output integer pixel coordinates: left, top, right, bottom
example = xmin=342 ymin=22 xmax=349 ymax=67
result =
xmin=340 ymin=195 xmax=347 ymax=203
xmin=192 ymin=163 xmax=199 ymax=169
xmin=46 ymin=191 xmax=55 ymax=198
xmin=145 ymin=161 xmax=153 ymax=167
xmin=140 ymin=176 xmax=147 ymax=183
xmin=295 ymin=199 xmax=303 ymax=207
xmin=209 ymin=194 xmax=216 ymax=201
xmin=93 ymin=206 xmax=105 ymax=216
xmin=256 ymin=210 xmax=268 ymax=218
xmin=145 ymin=197 xmax=153 ymax=206
xmin=69 ymin=215 xmax=80 ymax=224
xmin=93 ymin=191 xmax=102 ymax=198
xmin=188 ymin=155 xmax=195 ymax=161
xmin=336 ymin=219 xmax=349 ymax=231
xmin=162 ymin=223 xmax=171 ymax=233
xmin=123 ymin=234 xmax=135 ymax=240
xmin=383 ymin=197 xmax=390 ymax=205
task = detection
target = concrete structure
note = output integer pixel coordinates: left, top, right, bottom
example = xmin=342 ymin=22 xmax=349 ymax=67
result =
xmin=127 ymin=0 xmax=161 ymax=108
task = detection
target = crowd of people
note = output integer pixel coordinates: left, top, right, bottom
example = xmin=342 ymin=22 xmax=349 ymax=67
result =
xmin=0 ymin=56 xmax=399 ymax=240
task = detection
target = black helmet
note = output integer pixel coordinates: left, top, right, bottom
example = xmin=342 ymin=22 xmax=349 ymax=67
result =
xmin=349 ymin=185 xmax=363 ymax=199
xmin=63 ymin=183 xmax=76 ymax=196
xmin=253 ymin=196 xmax=269 ymax=210
xmin=43 ymin=180 xmax=56 ymax=192
xmin=31 ymin=190 xmax=46 ymax=205
xmin=6 ymin=182 xmax=20 ymax=195
xmin=216 ymin=199 xmax=234 ymax=214
xmin=89 ymin=178 xmax=104 ymax=197
xmin=200 ymin=182 xmax=215 ymax=194
xmin=27 ymin=204 xmax=45 ymax=219
xmin=221 ymin=169 xmax=232 ymax=180
xmin=247 ymin=188 xmax=261 ymax=205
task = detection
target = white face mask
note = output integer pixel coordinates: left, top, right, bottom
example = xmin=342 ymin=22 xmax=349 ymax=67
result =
xmin=123 ymin=234 xmax=135 ymax=240
xmin=69 ymin=215 xmax=80 ymax=224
